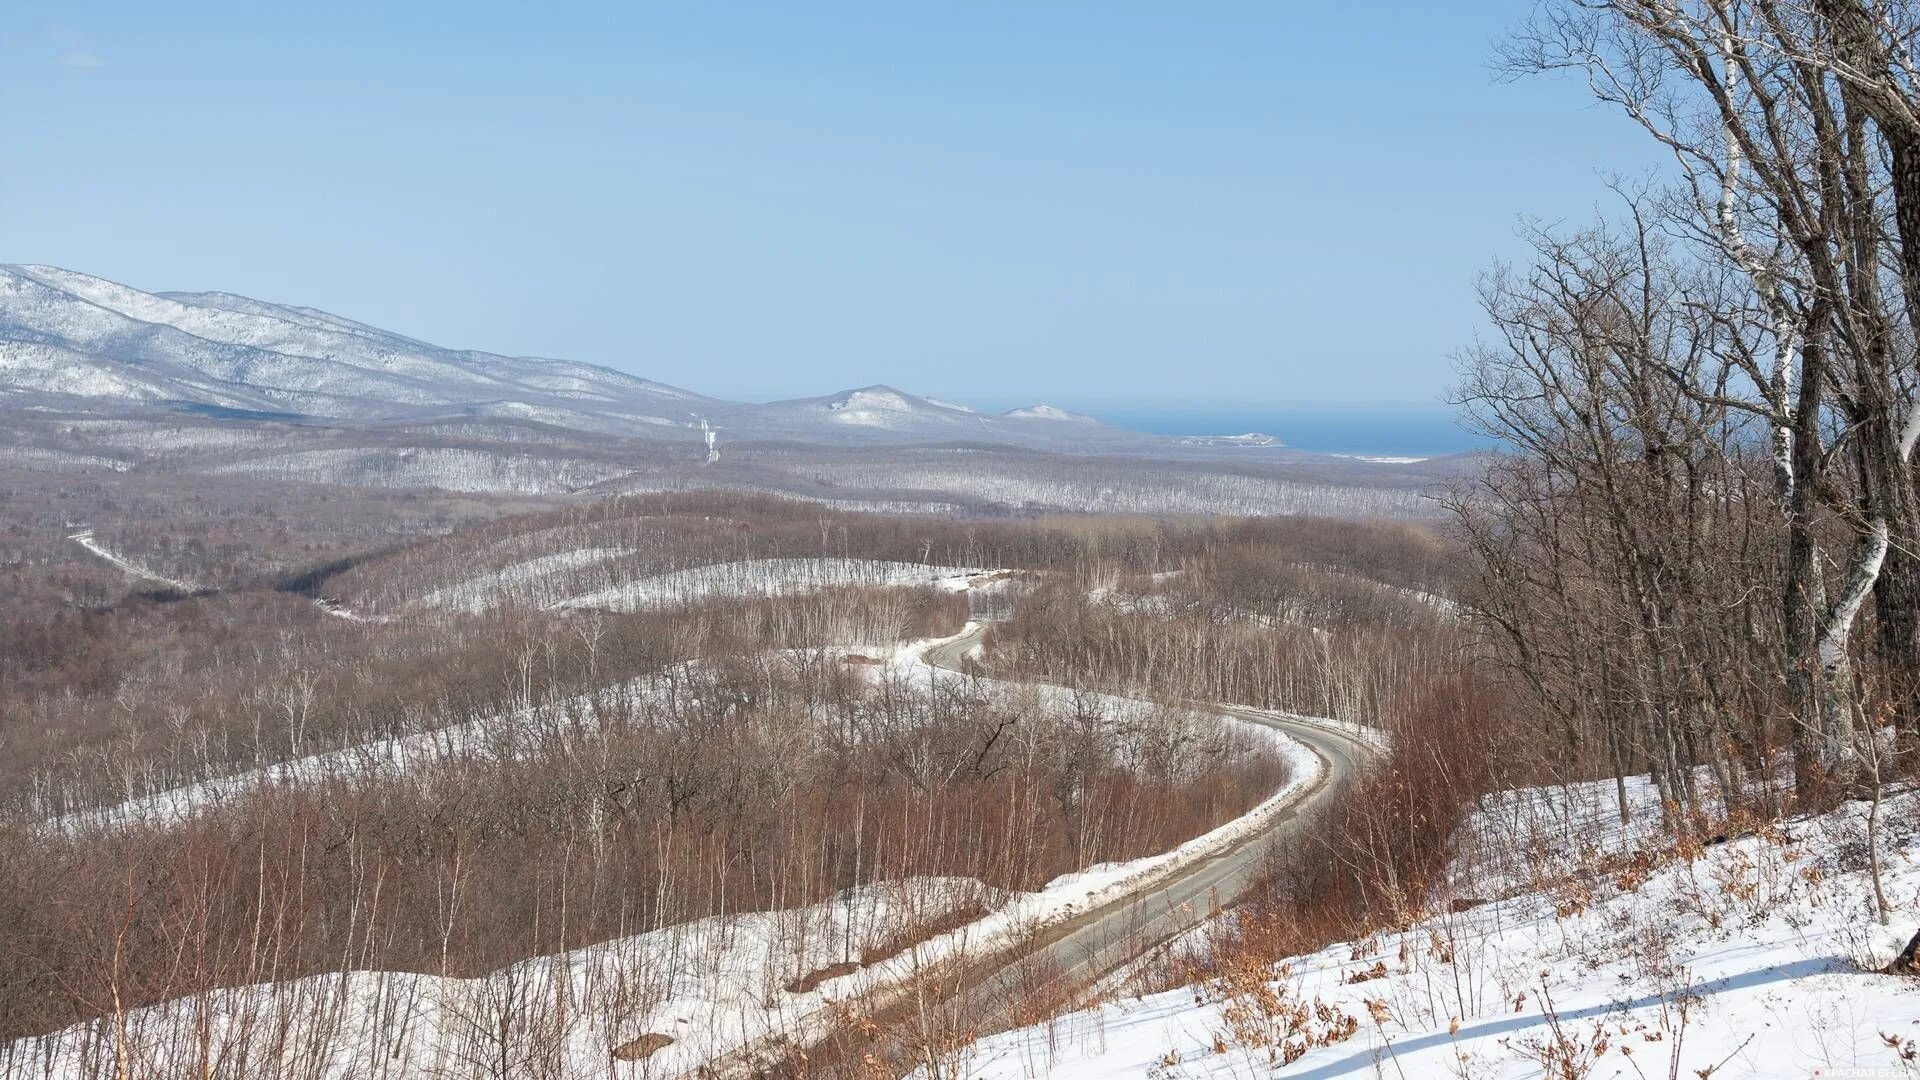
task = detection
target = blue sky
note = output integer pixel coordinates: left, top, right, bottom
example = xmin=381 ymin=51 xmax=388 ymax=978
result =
xmin=2 ymin=3 xmax=1661 ymax=406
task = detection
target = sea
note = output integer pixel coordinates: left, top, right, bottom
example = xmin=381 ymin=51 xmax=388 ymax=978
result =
xmin=1055 ymin=401 xmax=1491 ymax=459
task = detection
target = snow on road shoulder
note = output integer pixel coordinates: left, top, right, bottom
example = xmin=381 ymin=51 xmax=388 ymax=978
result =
xmin=28 ymin=588 xmax=1352 ymax=1079
xmin=661 ymin=624 xmax=1329 ymax=1073
xmin=36 ymin=621 xmax=1332 ymax=1077
xmin=26 ymin=635 xmax=1330 ymax=1079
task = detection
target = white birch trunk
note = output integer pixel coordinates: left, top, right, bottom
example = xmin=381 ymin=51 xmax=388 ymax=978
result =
xmin=1819 ymin=517 xmax=1890 ymax=764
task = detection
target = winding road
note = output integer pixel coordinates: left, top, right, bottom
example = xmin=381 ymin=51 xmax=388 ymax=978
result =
xmin=65 ymin=529 xmax=1376 ymax=1070
xmin=708 ymin=622 xmax=1377 ymax=1076
xmin=921 ymin=624 xmax=1372 ymax=1007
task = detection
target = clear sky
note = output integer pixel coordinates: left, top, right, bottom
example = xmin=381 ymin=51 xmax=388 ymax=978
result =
xmin=2 ymin=2 xmax=1660 ymax=406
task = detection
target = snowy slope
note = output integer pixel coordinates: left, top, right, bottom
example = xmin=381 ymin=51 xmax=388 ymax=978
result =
xmin=2 ymin=878 xmax=1002 ymax=1079
xmin=946 ymin=775 xmax=1920 ymax=1079
xmin=553 ymin=558 xmax=996 ymax=613
xmin=1002 ymin=404 xmax=1094 ymax=422
xmin=0 ymin=265 xmax=1172 ymax=450
xmin=746 ymin=385 xmax=1157 ymax=448
xmin=0 ymin=264 xmax=710 ymax=429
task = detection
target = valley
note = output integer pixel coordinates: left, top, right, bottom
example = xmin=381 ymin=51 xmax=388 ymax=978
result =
xmin=19 ymin=0 xmax=1920 ymax=1069
xmin=0 ymin=475 xmax=1454 ymax=1077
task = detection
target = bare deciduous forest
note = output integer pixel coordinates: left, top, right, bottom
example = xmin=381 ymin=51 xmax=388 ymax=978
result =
xmin=16 ymin=0 xmax=1920 ymax=1074
xmin=0 ymin=479 xmax=1468 ymax=1075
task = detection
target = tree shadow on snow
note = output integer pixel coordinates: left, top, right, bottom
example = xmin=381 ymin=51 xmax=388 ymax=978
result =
xmin=1282 ymin=955 xmax=1843 ymax=1078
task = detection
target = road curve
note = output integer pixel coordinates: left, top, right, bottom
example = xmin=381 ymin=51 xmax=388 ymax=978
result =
xmin=919 ymin=623 xmax=1373 ymax=1007
xmin=700 ymin=622 xmax=1378 ymax=1075
xmin=690 ymin=620 xmax=1376 ymax=1075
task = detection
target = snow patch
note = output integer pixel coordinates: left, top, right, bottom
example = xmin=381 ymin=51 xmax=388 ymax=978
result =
xmin=1330 ymin=453 xmax=1432 ymax=464
xmin=416 ymin=547 xmax=635 ymax=614
xmin=947 ymin=774 xmax=1920 ymax=1080
xmin=68 ymin=529 xmax=197 ymax=592
xmin=1004 ymin=404 xmax=1090 ymax=421
xmin=554 ymin=558 xmax=994 ymax=613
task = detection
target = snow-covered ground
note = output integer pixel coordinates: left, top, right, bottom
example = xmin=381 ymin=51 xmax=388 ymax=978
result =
xmin=411 ymin=554 xmax=1006 ymax=616
xmin=553 ymin=558 xmax=1001 ymax=612
xmin=778 ymin=461 xmax=1437 ymax=519
xmin=22 ymin=553 xmax=1394 ymax=1079
xmin=0 ymin=446 xmax=132 ymax=472
xmin=0 ymin=878 xmax=996 ymax=1080
xmin=211 ymin=446 xmax=637 ymax=495
xmin=415 ymin=546 xmax=635 ymax=613
xmin=1330 ymin=453 xmax=1431 ymax=465
xmin=943 ymin=774 xmax=1920 ymax=1079
xmin=67 ymin=528 xmax=197 ymax=591
xmin=45 ymin=675 xmax=666 ymax=830
xmin=1004 ymin=404 xmax=1093 ymax=422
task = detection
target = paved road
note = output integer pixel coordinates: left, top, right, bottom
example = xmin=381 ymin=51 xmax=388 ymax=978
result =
xmin=920 ymin=624 xmax=1373 ymax=1006
xmin=701 ymin=622 xmax=1376 ymax=1076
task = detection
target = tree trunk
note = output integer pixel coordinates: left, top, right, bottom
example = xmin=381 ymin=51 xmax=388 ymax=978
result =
xmin=1786 ymin=329 xmax=1831 ymax=803
xmin=1871 ymin=471 xmax=1920 ymax=730
xmin=1825 ymin=17 xmax=1920 ymax=733
xmin=1819 ymin=519 xmax=1888 ymax=777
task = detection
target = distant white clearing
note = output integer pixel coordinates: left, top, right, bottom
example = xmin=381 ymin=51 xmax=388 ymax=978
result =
xmin=417 ymin=546 xmax=634 ymax=613
xmin=1330 ymin=452 xmax=1430 ymax=464
xmin=68 ymin=529 xmax=198 ymax=592
xmin=554 ymin=557 xmax=998 ymax=612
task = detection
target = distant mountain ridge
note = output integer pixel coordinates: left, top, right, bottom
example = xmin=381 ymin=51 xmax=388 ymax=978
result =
xmin=0 ymin=264 xmax=1152 ymax=450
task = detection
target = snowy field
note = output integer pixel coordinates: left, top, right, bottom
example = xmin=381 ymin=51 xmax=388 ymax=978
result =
xmin=414 ymin=546 xmax=636 ymax=613
xmin=942 ymin=774 xmax=1920 ymax=1079
xmin=779 ymin=461 xmax=1437 ymax=520
xmin=43 ymin=671 xmax=671 ymax=829
xmin=0 ymin=446 xmax=131 ymax=472
xmin=210 ymin=446 xmax=637 ymax=495
xmin=552 ymin=557 xmax=1000 ymax=612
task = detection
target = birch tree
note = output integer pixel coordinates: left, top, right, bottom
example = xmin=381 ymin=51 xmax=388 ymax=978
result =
xmin=1503 ymin=0 xmax=1920 ymax=793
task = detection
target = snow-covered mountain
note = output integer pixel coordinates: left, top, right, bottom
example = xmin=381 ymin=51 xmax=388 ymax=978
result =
xmin=754 ymin=386 xmax=1103 ymax=441
xmin=0 ymin=264 xmax=1153 ymax=450
xmin=1002 ymin=404 xmax=1094 ymax=421
xmin=0 ymin=264 xmax=709 ymax=429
